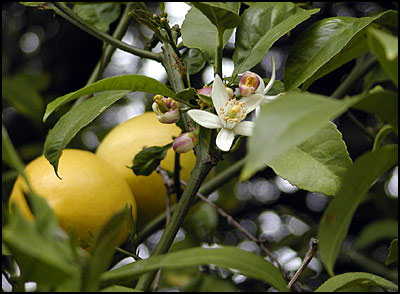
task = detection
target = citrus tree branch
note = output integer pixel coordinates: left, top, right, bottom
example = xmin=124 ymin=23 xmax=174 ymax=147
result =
xmin=72 ymin=2 xmax=135 ymax=108
xmin=49 ymin=2 xmax=161 ymax=62
xmin=135 ymin=152 xmax=216 ymax=291
xmin=134 ymin=28 xmax=221 ymax=290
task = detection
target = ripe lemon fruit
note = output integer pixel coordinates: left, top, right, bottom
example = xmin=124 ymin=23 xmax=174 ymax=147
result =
xmin=9 ymin=149 xmax=137 ymax=247
xmin=96 ymin=112 xmax=196 ymax=229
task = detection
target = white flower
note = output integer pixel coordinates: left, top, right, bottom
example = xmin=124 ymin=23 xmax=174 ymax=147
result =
xmin=187 ymin=75 xmax=263 ymax=152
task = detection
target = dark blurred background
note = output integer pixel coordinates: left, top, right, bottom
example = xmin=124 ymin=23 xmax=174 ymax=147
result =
xmin=2 ymin=2 xmax=398 ymax=292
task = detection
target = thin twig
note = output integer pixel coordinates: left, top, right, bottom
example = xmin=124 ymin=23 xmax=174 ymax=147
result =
xmin=346 ymin=111 xmax=375 ymax=141
xmin=288 ymin=238 xmax=319 ymax=290
xmin=180 ymin=178 xmax=303 ymax=292
xmin=152 ymin=269 xmax=162 ymax=292
xmin=152 ymin=166 xmax=176 ymax=292
xmin=174 ymin=153 xmax=182 ymax=201
xmin=49 ymin=2 xmax=161 ymax=61
xmin=115 ymin=247 xmax=142 ymax=261
xmin=156 ymin=166 xmax=173 ymax=225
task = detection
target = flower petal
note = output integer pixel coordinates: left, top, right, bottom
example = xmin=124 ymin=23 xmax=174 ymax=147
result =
xmin=255 ymin=73 xmax=265 ymax=95
xmin=212 ymin=75 xmax=230 ymax=114
xmin=216 ymin=128 xmax=235 ymax=152
xmin=187 ymin=109 xmax=221 ymax=129
xmin=263 ymin=94 xmax=280 ymax=103
xmin=233 ymin=121 xmax=254 ymax=136
xmin=240 ymin=94 xmax=264 ymax=114
xmin=263 ymin=56 xmax=276 ymax=95
xmin=255 ymin=105 xmax=261 ymax=118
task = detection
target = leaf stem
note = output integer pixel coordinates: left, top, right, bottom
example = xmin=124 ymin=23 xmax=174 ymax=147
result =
xmin=215 ymin=28 xmax=224 ymax=77
xmin=331 ymin=53 xmax=377 ymax=99
xmin=346 ymin=111 xmax=375 ymax=141
xmin=49 ymin=2 xmax=161 ymax=62
xmin=342 ymin=244 xmax=398 ymax=282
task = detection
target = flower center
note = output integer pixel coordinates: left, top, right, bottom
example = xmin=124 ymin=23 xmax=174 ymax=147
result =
xmin=219 ymin=99 xmax=247 ymax=124
xmin=153 ymin=95 xmax=178 ymax=114
xmin=244 ymin=76 xmax=257 ymax=87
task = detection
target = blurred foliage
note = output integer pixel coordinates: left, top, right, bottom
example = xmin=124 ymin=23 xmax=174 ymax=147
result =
xmin=2 ymin=2 xmax=398 ymax=292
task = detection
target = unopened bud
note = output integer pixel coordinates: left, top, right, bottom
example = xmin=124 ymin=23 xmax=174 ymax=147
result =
xmin=239 ymin=71 xmax=262 ymax=97
xmin=152 ymin=95 xmax=180 ymax=124
xmin=198 ymin=85 xmax=212 ymax=97
xmin=225 ymin=87 xmax=234 ymax=99
xmin=173 ymin=132 xmax=197 ymax=153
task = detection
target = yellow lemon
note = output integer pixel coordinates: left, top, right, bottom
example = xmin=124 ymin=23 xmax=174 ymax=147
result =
xmin=96 ymin=112 xmax=196 ymax=229
xmin=9 ymin=149 xmax=137 ymax=247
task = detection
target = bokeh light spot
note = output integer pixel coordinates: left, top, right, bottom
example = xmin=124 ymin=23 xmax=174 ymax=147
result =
xmin=19 ymin=32 xmax=40 ymax=54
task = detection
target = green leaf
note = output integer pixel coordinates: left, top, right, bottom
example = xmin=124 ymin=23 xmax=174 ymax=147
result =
xmin=81 ymin=207 xmax=132 ymax=292
xmin=269 ymin=122 xmax=352 ymax=196
xmin=2 ymin=125 xmax=26 ymax=174
xmin=183 ymin=48 xmax=207 ymax=75
xmin=72 ymin=3 xmax=121 ymax=33
xmin=3 ymin=198 xmax=80 ymax=290
xmin=385 ymin=239 xmax=398 ymax=265
xmin=302 ymin=30 xmax=369 ymax=90
xmin=2 ymin=242 xmax=11 ymax=255
xmin=232 ymin=2 xmax=319 ymax=78
xmin=190 ymin=2 xmax=241 ymax=32
xmin=284 ymin=10 xmax=397 ymax=91
xmin=315 ymin=272 xmax=398 ymax=292
xmin=367 ymin=27 xmax=398 ymax=87
xmin=176 ymin=87 xmax=197 ymax=101
xmin=352 ymin=86 xmax=398 ymax=134
xmin=373 ymin=125 xmax=395 ymax=151
xmin=128 ymin=143 xmax=173 ymax=176
xmin=354 ymin=219 xmax=398 ymax=250
xmin=101 ymin=285 xmax=142 ymax=292
xmin=197 ymin=93 xmax=213 ymax=107
xmin=241 ymin=91 xmax=361 ymax=181
xmin=44 ymin=90 xmax=130 ymax=177
xmin=2 ymin=73 xmax=48 ymax=122
xmin=181 ymin=3 xmax=239 ymax=65
xmin=100 ymin=246 xmax=287 ymax=291
xmin=43 ymin=75 xmax=177 ymax=122
xmin=318 ymin=145 xmax=398 ymax=276
xmin=183 ymin=273 xmax=238 ymax=292
xmin=29 ymin=189 xmax=67 ymax=241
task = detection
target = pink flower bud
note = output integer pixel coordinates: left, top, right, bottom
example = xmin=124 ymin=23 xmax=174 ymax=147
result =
xmin=198 ymin=85 xmax=212 ymax=97
xmin=239 ymin=71 xmax=261 ymax=97
xmin=173 ymin=132 xmax=197 ymax=153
